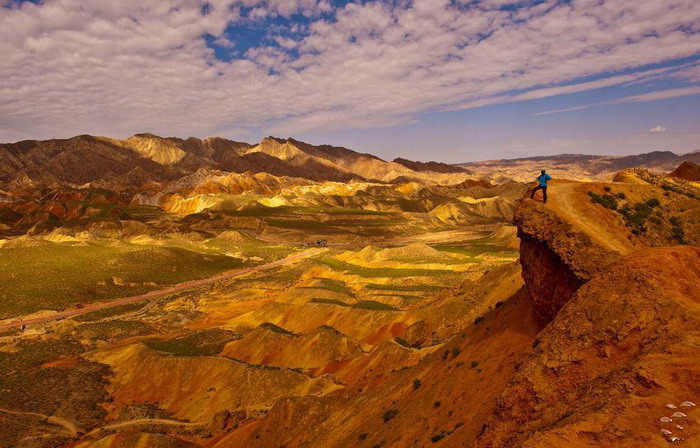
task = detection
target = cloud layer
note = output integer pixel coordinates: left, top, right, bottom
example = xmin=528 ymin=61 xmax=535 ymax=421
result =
xmin=1 ymin=0 xmax=700 ymax=143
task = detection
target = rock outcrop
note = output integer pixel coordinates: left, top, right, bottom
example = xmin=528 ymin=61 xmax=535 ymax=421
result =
xmin=513 ymin=199 xmax=621 ymax=323
xmin=478 ymin=197 xmax=700 ymax=447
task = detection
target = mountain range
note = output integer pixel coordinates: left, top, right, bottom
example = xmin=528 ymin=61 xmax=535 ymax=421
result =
xmin=0 ymin=134 xmax=472 ymax=190
xmin=4 ymin=133 xmax=698 ymax=190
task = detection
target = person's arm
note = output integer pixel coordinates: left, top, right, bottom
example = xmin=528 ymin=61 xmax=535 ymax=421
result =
xmin=546 ymin=174 xmax=552 ymax=181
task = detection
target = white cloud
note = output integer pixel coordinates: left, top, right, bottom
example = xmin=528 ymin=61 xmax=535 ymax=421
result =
xmin=1 ymin=0 xmax=700 ymax=142
xmin=649 ymin=125 xmax=667 ymax=133
xmin=534 ymin=84 xmax=700 ymax=116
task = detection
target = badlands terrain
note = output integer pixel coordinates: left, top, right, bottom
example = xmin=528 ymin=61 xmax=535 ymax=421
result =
xmin=0 ymin=134 xmax=698 ymax=447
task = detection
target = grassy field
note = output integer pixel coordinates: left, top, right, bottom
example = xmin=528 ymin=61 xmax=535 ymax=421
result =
xmin=73 ymin=302 xmax=146 ymax=322
xmin=308 ymin=298 xmax=400 ymax=311
xmin=431 ymin=240 xmax=518 ymax=260
xmin=144 ymin=329 xmax=237 ymax=356
xmin=300 ymin=277 xmax=355 ymax=297
xmin=0 ymin=242 xmax=245 ymax=318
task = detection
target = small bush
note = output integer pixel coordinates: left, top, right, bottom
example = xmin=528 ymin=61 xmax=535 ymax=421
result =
xmin=588 ymin=191 xmax=618 ymax=210
xmin=671 ymin=226 xmax=685 ymax=244
xmin=433 ymin=401 xmax=441 ymax=408
xmin=670 ymin=216 xmax=682 ymax=227
xmin=620 ymin=202 xmax=653 ymax=231
xmin=646 ymin=198 xmax=660 ymax=208
xmin=473 ymin=316 xmax=484 ymax=325
xmin=413 ymin=379 xmax=422 ymax=390
xmin=451 ymin=347 xmax=461 ymax=358
xmin=383 ymin=409 xmax=399 ymax=423
xmin=431 ymin=432 xmax=446 ymax=443
xmin=359 ymin=433 xmax=368 ymax=441
xmin=616 ymin=192 xmax=626 ymax=200
xmin=648 ymin=216 xmax=662 ymax=225
xmin=471 ymin=360 xmax=479 ymax=368
xmin=603 ymin=186 xmax=612 ymax=192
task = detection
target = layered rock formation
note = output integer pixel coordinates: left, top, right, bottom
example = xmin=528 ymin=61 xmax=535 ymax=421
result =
xmin=478 ymin=196 xmax=700 ymax=447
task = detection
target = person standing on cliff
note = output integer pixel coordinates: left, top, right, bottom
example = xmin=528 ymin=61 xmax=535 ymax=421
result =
xmin=530 ymin=169 xmax=552 ymax=203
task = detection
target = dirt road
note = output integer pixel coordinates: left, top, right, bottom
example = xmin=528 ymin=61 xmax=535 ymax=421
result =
xmin=0 ymin=248 xmax=326 ymax=331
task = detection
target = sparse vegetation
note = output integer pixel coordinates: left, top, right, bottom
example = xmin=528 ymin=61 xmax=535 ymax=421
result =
xmin=73 ymin=302 xmax=145 ymax=322
xmin=588 ymin=191 xmax=618 ymax=210
xmin=309 ymin=298 xmax=351 ymax=307
xmin=395 ymin=337 xmax=410 ymax=347
xmin=145 ymin=329 xmax=237 ymax=356
xmin=431 ymin=432 xmax=446 ymax=443
xmin=353 ymin=300 xmax=400 ymax=311
xmin=383 ymin=409 xmax=399 ymax=423
xmin=318 ymin=257 xmax=453 ymax=278
xmin=260 ymin=322 xmax=296 ymax=335
xmin=413 ymin=379 xmax=422 ymax=390
xmin=645 ymin=198 xmax=661 ymax=208
xmin=365 ymin=283 xmax=443 ymax=292
xmin=0 ymin=242 xmax=244 ymax=318
xmin=301 ymin=277 xmax=355 ymax=296
xmin=619 ymin=202 xmax=654 ymax=232
xmin=671 ymin=225 xmax=686 ymax=244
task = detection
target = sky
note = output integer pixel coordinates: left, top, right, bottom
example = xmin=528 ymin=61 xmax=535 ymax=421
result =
xmin=1 ymin=0 xmax=700 ymax=162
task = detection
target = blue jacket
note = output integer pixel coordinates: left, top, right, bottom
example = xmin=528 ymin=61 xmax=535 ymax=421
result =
xmin=537 ymin=173 xmax=551 ymax=187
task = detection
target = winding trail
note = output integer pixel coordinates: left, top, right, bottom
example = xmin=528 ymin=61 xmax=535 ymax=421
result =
xmin=546 ymin=182 xmax=633 ymax=255
xmin=0 ymin=248 xmax=326 ymax=331
xmin=0 ymin=408 xmax=78 ymax=437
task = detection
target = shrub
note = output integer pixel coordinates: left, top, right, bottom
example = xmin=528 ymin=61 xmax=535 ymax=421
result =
xmin=616 ymin=192 xmax=626 ymax=200
xmin=588 ymin=191 xmax=618 ymax=210
xmin=620 ymin=202 xmax=653 ymax=231
xmin=451 ymin=347 xmax=461 ymax=358
xmin=671 ymin=226 xmax=685 ymax=244
xmin=473 ymin=316 xmax=484 ymax=325
xmin=431 ymin=432 xmax=446 ymax=443
xmin=646 ymin=198 xmax=660 ymax=207
xmin=471 ymin=360 xmax=479 ymax=368
xmin=383 ymin=409 xmax=399 ymax=423
xmin=359 ymin=433 xmax=368 ymax=441
xmin=603 ymin=186 xmax=612 ymax=192
xmin=413 ymin=379 xmax=422 ymax=390
xmin=670 ymin=216 xmax=682 ymax=227
xmin=433 ymin=401 xmax=441 ymax=408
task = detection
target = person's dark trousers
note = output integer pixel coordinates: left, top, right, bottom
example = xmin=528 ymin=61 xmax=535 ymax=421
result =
xmin=530 ymin=186 xmax=547 ymax=203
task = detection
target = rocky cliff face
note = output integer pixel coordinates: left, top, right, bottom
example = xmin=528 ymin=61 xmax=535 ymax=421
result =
xmin=477 ymin=197 xmax=700 ymax=447
xmin=512 ymin=199 xmax=621 ymax=323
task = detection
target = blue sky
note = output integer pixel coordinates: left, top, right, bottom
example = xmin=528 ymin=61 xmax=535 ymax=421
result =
xmin=1 ymin=0 xmax=700 ymax=162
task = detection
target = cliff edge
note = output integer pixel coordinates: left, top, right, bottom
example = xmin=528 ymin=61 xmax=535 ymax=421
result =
xmin=478 ymin=190 xmax=700 ymax=447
